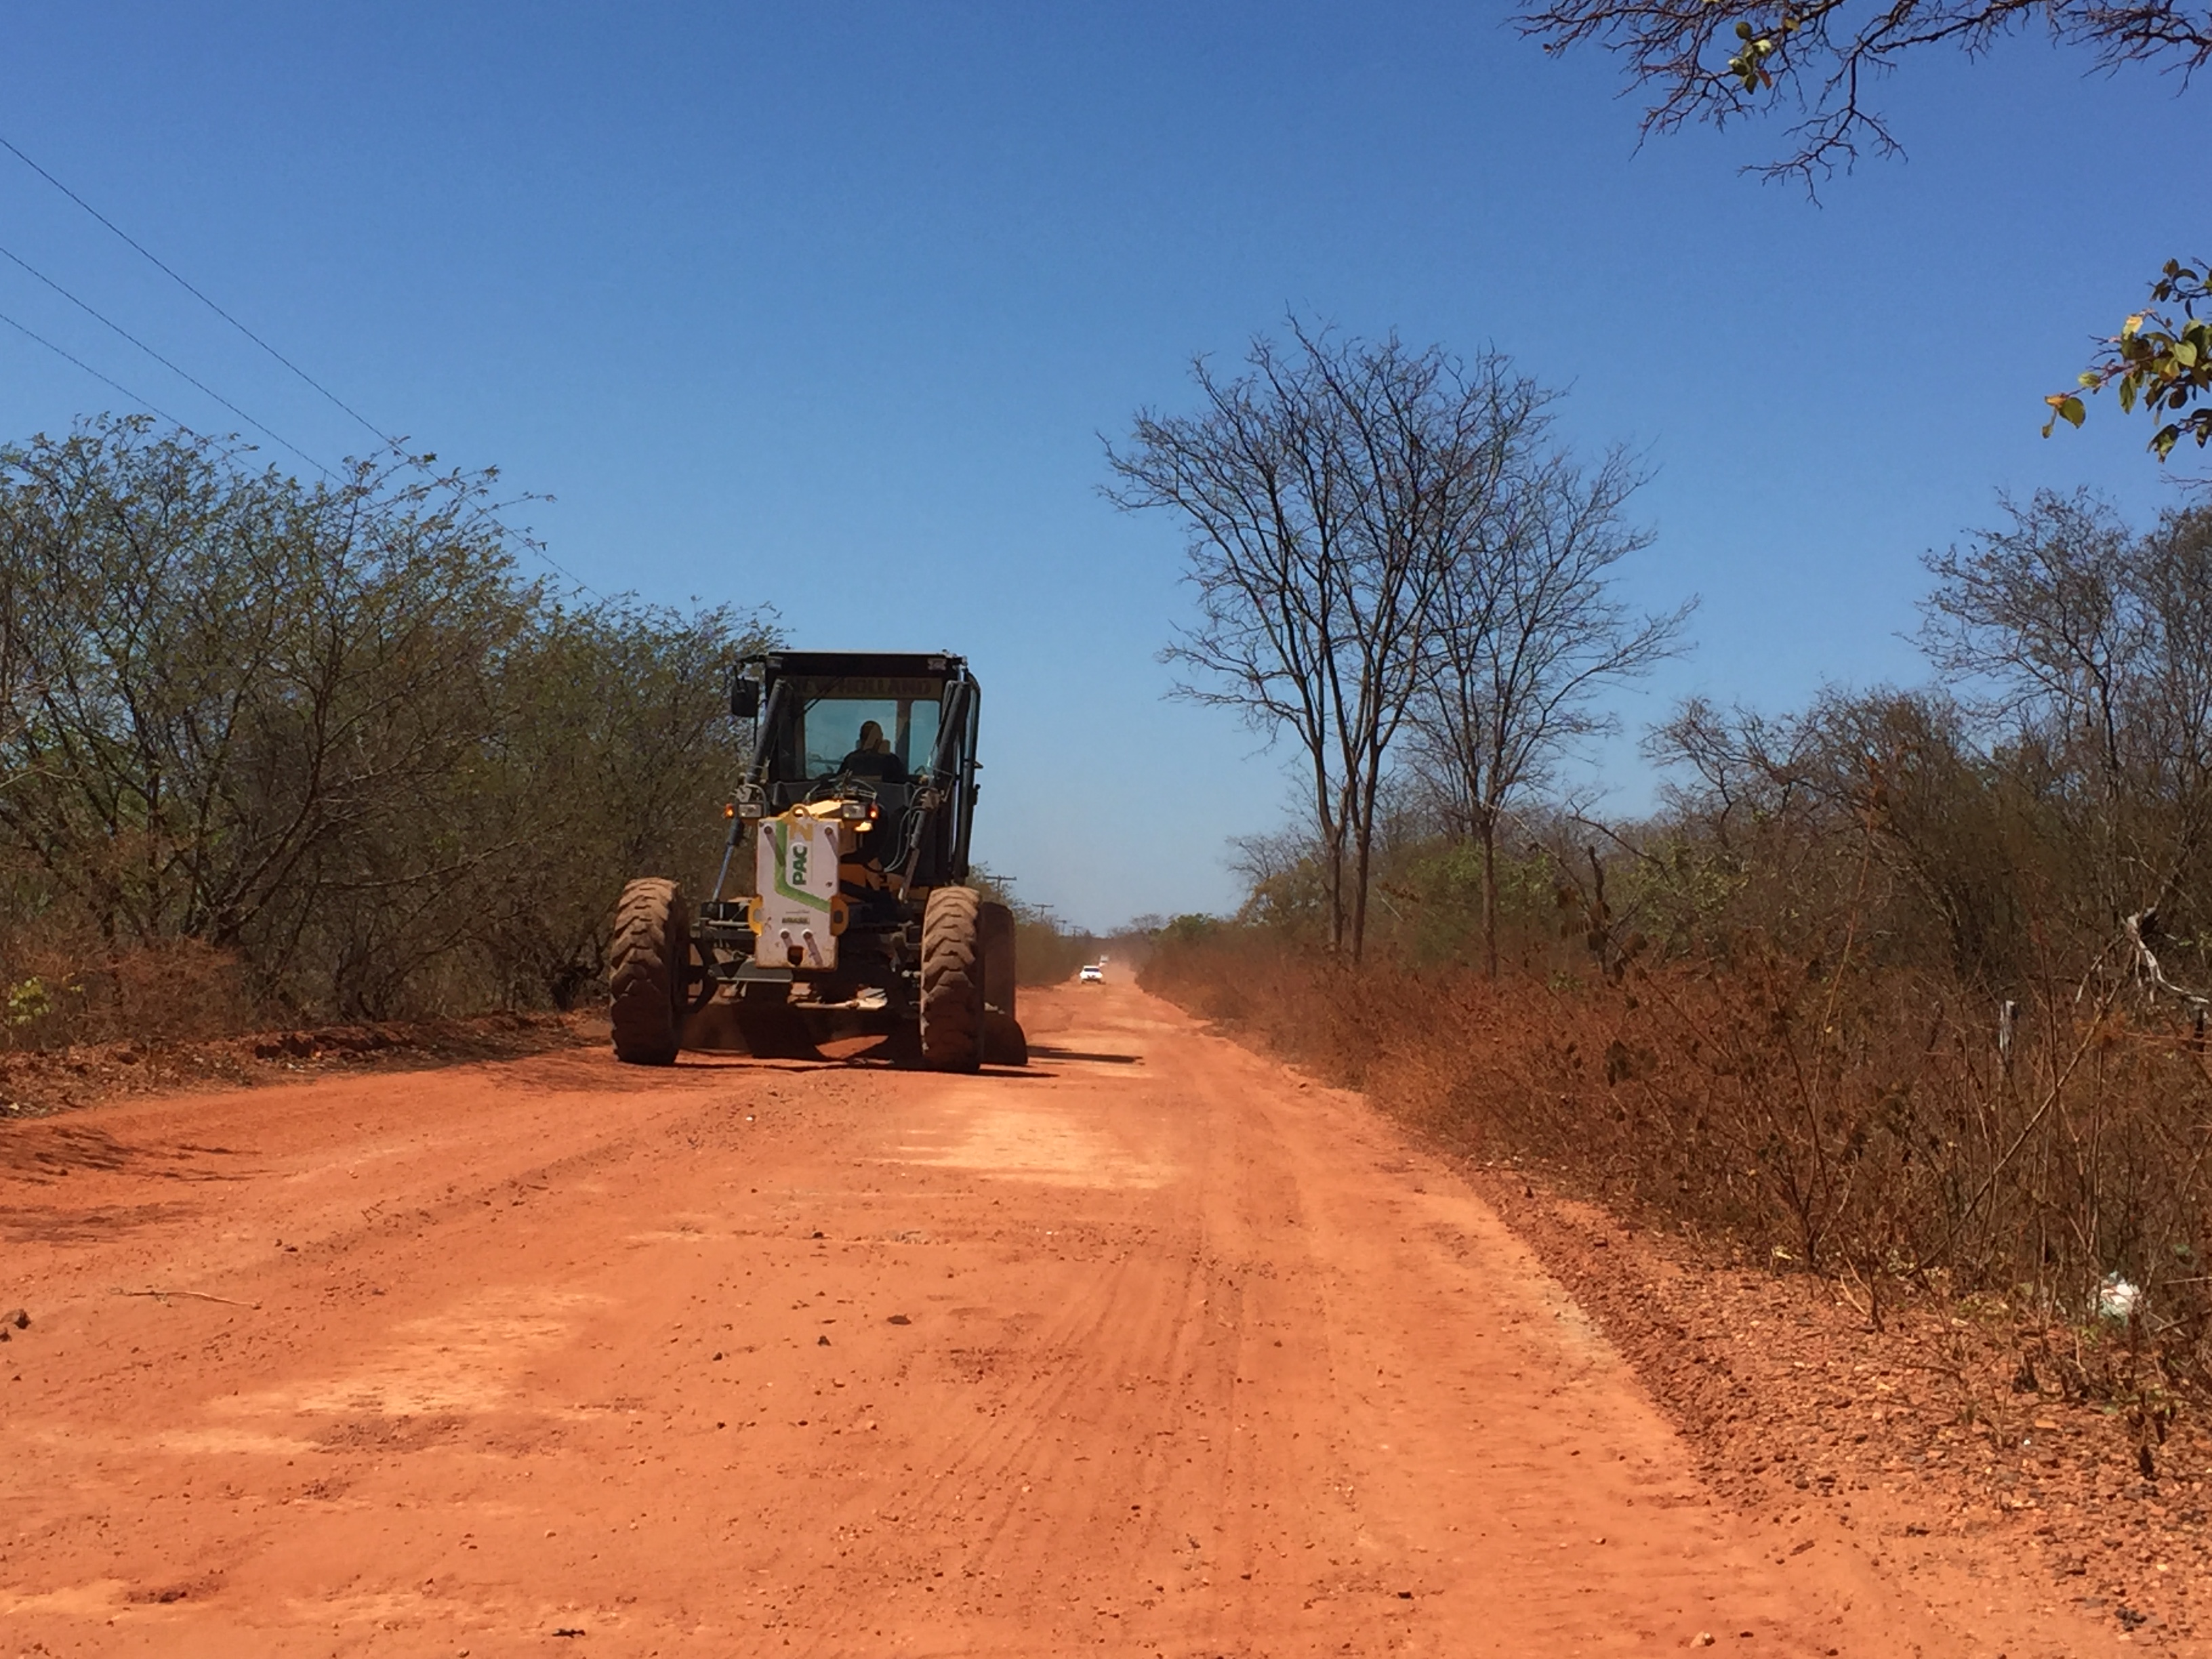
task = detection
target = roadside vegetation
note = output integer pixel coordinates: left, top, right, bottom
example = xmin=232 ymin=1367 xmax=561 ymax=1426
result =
xmin=968 ymin=869 xmax=1107 ymax=987
xmin=1122 ymin=325 xmax=2212 ymax=1417
xmin=0 ymin=415 xmax=1111 ymax=1057
xmin=0 ymin=415 xmax=771 ymax=1046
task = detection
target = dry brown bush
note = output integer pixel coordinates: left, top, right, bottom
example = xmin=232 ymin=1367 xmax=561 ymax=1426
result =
xmin=0 ymin=918 xmax=251 ymax=1052
xmin=1145 ymin=927 xmax=2212 ymax=1401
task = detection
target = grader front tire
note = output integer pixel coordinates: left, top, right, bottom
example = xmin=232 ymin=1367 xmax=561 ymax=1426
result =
xmin=920 ymin=886 xmax=985 ymax=1073
xmin=610 ymin=877 xmax=689 ymax=1066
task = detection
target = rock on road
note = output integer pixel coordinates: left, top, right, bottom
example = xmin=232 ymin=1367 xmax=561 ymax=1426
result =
xmin=1 ymin=984 xmax=2032 ymax=1656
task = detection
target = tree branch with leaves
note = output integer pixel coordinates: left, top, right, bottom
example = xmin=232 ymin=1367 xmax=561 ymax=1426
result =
xmin=1517 ymin=0 xmax=2211 ymax=459
xmin=2047 ymin=258 xmax=2212 ymax=460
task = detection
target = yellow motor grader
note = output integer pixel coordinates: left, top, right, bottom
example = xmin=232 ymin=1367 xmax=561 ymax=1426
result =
xmin=607 ymin=651 xmax=1022 ymax=1069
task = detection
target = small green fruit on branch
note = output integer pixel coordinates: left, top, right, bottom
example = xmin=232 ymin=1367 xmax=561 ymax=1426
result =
xmin=1723 ymin=11 xmax=1803 ymax=93
xmin=2048 ymin=259 xmax=2212 ymax=462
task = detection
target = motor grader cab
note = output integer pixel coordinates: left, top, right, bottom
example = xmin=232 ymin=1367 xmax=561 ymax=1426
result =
xmin=607 ymin=651 xmax=1023 ymax=1070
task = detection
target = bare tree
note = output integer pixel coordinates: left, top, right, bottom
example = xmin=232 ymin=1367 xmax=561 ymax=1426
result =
xmin=1107 ymin=323 xmax=1540 ymax=961
xmin=1921 ymin=491 xmax=2212 ymax=945
xmin=1517 ymin=0 xmax=2209 ymax=189
xmin=1414 ymin=444 xmax=1692 ymax=976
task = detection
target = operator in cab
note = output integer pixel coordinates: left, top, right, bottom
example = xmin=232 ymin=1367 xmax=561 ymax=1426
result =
xmin=838 ymin=720 xmax=909 ymax=783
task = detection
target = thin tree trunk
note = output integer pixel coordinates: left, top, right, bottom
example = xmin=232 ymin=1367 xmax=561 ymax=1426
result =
xmin=1479 ymin=808 xmax=1500 ymax=979
xmin=1351 ymin=815 xmax=1373 ymax=966
xmin=1318 ymin=814 xmax=1336 ymax=956
xmin=1311 ymin=754 xmax=1345 ymax=956
xmin=1348 ymin=744 xmax=1387 ymax=965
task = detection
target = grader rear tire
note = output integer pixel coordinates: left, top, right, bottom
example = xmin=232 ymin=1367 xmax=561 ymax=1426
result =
xmin=610 ymin=877 xmax=689 ymax=1066
xmin=984 ymin=1008 xmax=1029 ymax=1067
xmin=977 ymin=901 xmax=1027 ymax=1065
xmin=920 ymin=886 xmax=985 ymax=1073
xmin=979 ymin=901 xmax=1017 ymax=1020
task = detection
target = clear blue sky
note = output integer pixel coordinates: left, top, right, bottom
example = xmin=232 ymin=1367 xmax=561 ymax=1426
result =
xmin=0 ymin=5 xmax=2199 ymax=928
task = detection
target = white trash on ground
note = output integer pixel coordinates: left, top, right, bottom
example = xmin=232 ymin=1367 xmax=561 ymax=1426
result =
xmin=2093 ymin=1273 xmax=2143 ymax=1321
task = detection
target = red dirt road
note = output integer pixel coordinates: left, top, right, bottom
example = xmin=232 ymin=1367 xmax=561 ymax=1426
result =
xmin=1 ymin=984 xmax=2089 ymax=1656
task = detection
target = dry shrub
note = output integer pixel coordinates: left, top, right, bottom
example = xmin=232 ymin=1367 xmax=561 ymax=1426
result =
xmin=1145 ymin=928 xmax=2212 ymax=1395
xmin=3 ymin=931 xmax=251 ymax=1050
xmin=1013 ymin=918 xmax=1092 ymax=986
xmin=96 ymin=939 xmax=254 ymax=1044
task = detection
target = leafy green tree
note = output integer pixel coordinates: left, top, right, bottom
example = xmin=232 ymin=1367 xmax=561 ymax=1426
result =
xmin=0 ymin=418 xmax=529 ymax=985
xmin=462 ymin=597 xmax=770 ymax=1010
xmin=0 ymin=415 xmax=774 ymax=1027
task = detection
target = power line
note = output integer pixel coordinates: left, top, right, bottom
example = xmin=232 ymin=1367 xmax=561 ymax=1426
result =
xmin=0 ymin=304 xmax=188 ymax=428
xmin=520 ymin=544 xmax=599 ymax=596
xmin=0 ymin=241 xmax=330 ymax=477
xmin=0 ymin=137 xmax=599 ymax=598
xmin=0 ymin=300 xmax=598 ymax=596
xmin=0 ymin=131 xmax=393 ymax=447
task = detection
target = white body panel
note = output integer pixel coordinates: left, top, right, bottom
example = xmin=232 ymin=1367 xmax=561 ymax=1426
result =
xmin=756 ymin=815 xmax=840 ymax=970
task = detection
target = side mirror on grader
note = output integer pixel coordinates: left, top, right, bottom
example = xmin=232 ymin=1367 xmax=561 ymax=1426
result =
xmin=609 ymin=651 xmax=1024 ymax=1070
xmin=728 ymin=668 xmax=760 ymax=720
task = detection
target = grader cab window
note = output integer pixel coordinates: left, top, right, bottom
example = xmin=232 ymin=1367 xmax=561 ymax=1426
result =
xmin=782 ymin=676 xmax=944 ymax=781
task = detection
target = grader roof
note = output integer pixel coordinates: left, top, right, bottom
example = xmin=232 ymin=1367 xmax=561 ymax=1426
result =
xmin=756 ymin=650 xmax=968 ymax=681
